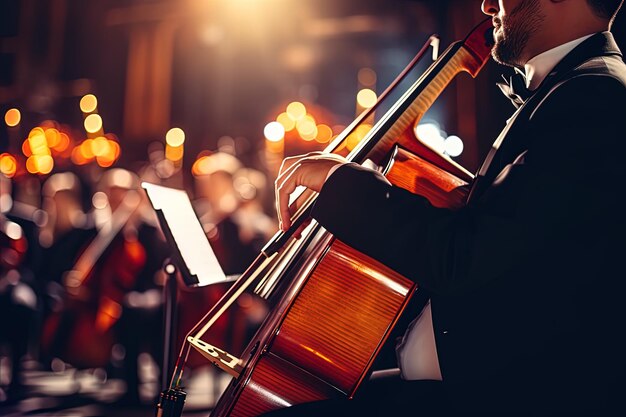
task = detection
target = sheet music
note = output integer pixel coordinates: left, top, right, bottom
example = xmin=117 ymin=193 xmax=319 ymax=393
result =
xmin=141 ymin=182 xmax=228 ymax=287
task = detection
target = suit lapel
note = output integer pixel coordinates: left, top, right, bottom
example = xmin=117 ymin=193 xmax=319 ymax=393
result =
xmin=467 ymin=32 xmax=622 ymax=204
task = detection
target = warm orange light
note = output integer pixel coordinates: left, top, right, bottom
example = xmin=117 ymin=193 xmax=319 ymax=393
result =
xmin=276 ymin=112 xmax=296 ymax=131
xmin=165 ymin=144 xmax=184 ymax=161
xmin=166 ymin=128 xmax=185 ymax=147
xmin=296 ymin=116 xmax=316 ymax=140
xmin=54 ymin=132 xmax=70 ymax=152
xmin=96 ymin=155 xmax=115 ymax=167
xmin=71 ymin=147 xmax=88 ymax=165
xmin=0 ymin=153 xmax=17 ymax=178
xmin=80 ymin=139 xmax=95 ymax=159
xmin=28 ymin=127 xmax=45 ymax=139
xmin=84 ymin=114 xmax=103 ymax=133
xmin=29 ymin=132 xmax=50 ymax=155
xmin=300 ymin=125 xmax=317 ymax=141
xmin=357 ymin=88 xmax=377 ymax=108
xmin=45 ymin=128 xmax=60 ymax=148
xmin=4 ymin=108 xmax=21 ymax=127
xmin=91 ymin=136 xmax=110 ymax=157
xmin=22 ymin=140 xmax=32 ymax=157
xmin=109 ymin=140 xmax=121 ymax=160
xmin=346 ymin=124 xmax=372 ymax=150
xmin=26 ymin=156 xmax=38 ymax=174
xmin=35 ymin=155 xmax=54 ymax=174
xmin=286 ymin=102 xmax=306 ymax=121
xmin=96 ymin=140 xmax=119 ymax=167
xmin=192 ymin=156 xmax=210 ymax=176
xmin=315 ymin=124 xmax=333 ymax=143
xmin=80 ymin=94 xmax=98 ymax=113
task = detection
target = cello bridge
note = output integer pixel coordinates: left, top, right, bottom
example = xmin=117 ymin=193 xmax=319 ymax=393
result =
xmin=187 ymin=336 xmax=243 ymax=377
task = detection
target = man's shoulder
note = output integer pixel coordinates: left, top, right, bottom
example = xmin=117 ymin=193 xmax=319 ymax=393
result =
xmin=572 ymin=53 xmax=626 ymax=85
xmin=534 ymin=59 xmax=626 ymax=116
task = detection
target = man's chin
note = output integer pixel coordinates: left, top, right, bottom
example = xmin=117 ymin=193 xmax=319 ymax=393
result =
xmin=491 ymin=48 xmax=517 ymax=68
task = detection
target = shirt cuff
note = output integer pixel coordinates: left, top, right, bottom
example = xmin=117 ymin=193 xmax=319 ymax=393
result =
xmin=325 ymin=163 xmax=347 ymax=183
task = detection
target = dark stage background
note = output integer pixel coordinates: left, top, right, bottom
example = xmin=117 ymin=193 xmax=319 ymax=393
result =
xmin=1 ymin=1 xmax=625 ymax=416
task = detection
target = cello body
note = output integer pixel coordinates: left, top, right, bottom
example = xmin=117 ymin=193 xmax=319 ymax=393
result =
xmin=210 ymin=147 xmax=472 ymax=416
xmin=161 ymin=19 xmax=494 ymax=417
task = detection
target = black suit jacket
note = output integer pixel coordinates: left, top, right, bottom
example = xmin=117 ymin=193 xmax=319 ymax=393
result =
xmin=311 ymin=32 xmax=626 ymax=413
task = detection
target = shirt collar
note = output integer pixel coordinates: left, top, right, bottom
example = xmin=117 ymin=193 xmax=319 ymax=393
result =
xmin=523 ymin=34 xmax=595 ymax=90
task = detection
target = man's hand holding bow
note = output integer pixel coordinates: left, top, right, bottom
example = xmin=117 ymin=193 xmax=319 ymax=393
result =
xmin=275 ymin=152 xmax=347 ymax=231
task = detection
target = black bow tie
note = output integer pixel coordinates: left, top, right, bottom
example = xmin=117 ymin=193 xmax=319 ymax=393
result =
xmin=496 ymin=72 xmax=532 ymax=108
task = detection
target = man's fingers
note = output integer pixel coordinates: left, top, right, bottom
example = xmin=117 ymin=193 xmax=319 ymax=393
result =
xmin=276 ymin=164 xmax=301 ymax=230
xmin=292 ymin=217 xmax=312 ymax=240
xmin=274 ymin=153 xmax=347 ymax=232
xmin=278 ymin=151 xmax=324 ymax=178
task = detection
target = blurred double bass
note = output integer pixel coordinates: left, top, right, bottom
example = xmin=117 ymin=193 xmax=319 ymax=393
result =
xmin=157 ymin=19 xmax=494 ymax=417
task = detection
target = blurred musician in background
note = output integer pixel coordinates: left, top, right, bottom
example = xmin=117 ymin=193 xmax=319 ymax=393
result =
xmin=193 ymin=152 xmax=275 ymax=276
xmin=0 ymin=176 xmax=41 ymax=404
xmin=271 ymin=0 xmax=626 ymax=416
xmin=37 ymin=171 xmax=98 ymax=371
xmin=34 ymin=167 xmax=168 ymax=405
xmin=37 ymin=171 xmax=96 ymax=332
xmin=94 ymin=168 xmax=169 ymax=405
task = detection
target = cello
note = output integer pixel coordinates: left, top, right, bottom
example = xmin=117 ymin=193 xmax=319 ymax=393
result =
xmin=156 ymin=18 xmax=494 ymax=417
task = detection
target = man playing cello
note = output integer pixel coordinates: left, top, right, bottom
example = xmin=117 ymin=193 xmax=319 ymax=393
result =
xmin=272 ymin=0 xmax=626 ymax=415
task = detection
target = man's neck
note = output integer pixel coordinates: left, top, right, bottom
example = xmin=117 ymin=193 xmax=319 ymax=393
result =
xmin=523 ymin=34 xmax=595 ymax=90
xmin=523 ymin=19 xmax=608 ymax=66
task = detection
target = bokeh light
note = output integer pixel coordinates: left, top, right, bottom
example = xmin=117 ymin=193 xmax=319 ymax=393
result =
xmin=276 ymin=112 xmax=296 ymax=131
xmin=358 ymin=68 xmax=377 ymax=87
xmin=91 ymin=136 xmax=111 ymax=157
xmin=35 ymin=155 xmax=54 ymax=174
xmin=165 ymin=143 xmax=184 ymax=162
xmin=444 ymin=135 xmax=464 ymax=157
xmin=415 ymin=122 xmax=445 ymax=153
xmin=4 ymin=108 xmax=21 ymax=127
xmin=84 ymin=114 xmax=103 ymax=133
xmin=28 ymin=132 xmax=50 ymax=156
xmin=357 ymin=88 xmax=377 ymax=108
xmin=346 ymin=124 xmax=373 ymax=150
xmin=264 ymin=121 xmax=285 ymax=142
xmin=54 ymin=132 xmax=71 ymax=152
xmin=45 ymin=128 xmax=61 ymax=148
xmin=286 ymin=102 xmax=306 ymax=121
xmin=80 ymin=94 xmax=98 ymax=113
xmin=166 ymin=127 xmax=185 ymax=147
xmin=0 ymin=153 xmax=17 ymax=178
xmin=296 ymin=115 xmax=316 ymax=141
xmin=315 ymin=124 xmax=333 ymax=143
xmin=80 ymin=139 xmax=95 ymax=159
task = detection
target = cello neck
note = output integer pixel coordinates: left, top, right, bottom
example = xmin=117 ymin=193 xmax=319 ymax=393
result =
xmin=263 ymin=18 xmax=494 ymax=256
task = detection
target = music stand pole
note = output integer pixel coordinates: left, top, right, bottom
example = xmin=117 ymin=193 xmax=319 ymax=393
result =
xmin=155 ymin=259 xmax=187 ymax=417
xmin=161 ymin=259 xmax=178 ymax=392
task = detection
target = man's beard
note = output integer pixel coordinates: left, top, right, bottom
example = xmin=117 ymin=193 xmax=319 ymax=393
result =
xmin=491 ymin=0 xmax=545 ymax=67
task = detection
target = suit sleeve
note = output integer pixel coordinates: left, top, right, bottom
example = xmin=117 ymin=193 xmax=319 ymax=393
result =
xmin=311 ymin=74 xmax=626 ymax=297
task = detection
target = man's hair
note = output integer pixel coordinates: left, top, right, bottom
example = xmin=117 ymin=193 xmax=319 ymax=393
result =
xmin=587 ymin=0 xmax=624 ymax=21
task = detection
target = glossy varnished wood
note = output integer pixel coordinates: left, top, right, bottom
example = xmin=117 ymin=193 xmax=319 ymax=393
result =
xmin=270 ymin=240 xmax=415 ymax=394
xmin=205 ymin=20 xmax=494 ymax=417
xmin=385 ymin=146 xmax=471 ymax=209
xmin=229 ymin=353 xmax=341 ymax=417
xmin=214 ymin=238 xmax=415 ymax=417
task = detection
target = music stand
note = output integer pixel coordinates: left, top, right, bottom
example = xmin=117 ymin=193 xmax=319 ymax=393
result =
xmin=141 ymin=182 xmax=236 ymax=394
